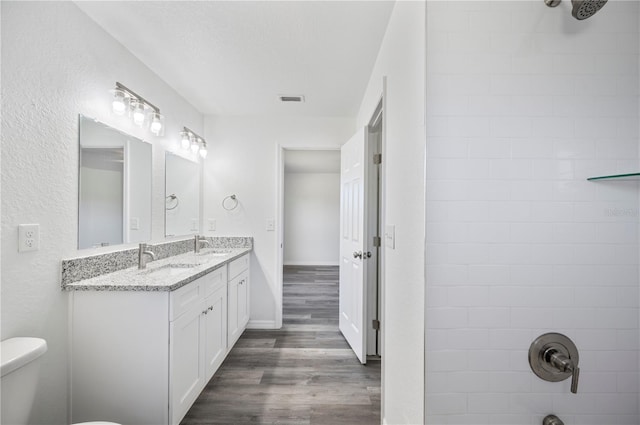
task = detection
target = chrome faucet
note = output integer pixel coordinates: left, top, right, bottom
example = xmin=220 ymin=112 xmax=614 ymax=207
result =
xmin=194 ymin=235 xmax=211 ymax=253
xmin=138 ymin=243 xmax=156 ymax=269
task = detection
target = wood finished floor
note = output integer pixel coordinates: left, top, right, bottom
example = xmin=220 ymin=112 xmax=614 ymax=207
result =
xmin=180 ymin=265 xmax=381 ymax=425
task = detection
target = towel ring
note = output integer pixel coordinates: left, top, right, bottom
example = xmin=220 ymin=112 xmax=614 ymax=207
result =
xmin=166 ymin=194 xmax=179 ymax=210
xmin=222 ymin=194 xmax=238 ymax=211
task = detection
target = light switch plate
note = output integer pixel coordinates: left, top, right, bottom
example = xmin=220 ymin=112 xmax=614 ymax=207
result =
xmin=130 ymin=217 xmax=140 ymax=230
xmin=191 ymin=219 xmax=199 ymax=231
xmin=208 ymin=219 xmax=216 ymax=231
xmin=385 ymin=225 xmax=395 ymax=249
xmin=266 ymin=219 xmax=275 ymax=231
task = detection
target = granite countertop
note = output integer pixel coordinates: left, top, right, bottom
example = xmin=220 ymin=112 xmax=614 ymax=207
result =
xmin=63 ymin=247 xmax=251 ymax=292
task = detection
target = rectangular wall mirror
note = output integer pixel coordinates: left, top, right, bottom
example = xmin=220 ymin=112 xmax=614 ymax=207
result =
xmin=165 ymin=152 xmax=200 ymax=237
xmin=78 ymin=115 xmax=152 ymax=249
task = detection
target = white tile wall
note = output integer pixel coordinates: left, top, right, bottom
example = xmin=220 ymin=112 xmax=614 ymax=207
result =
xmin=425 ymin=1 xmax=640 ymax=424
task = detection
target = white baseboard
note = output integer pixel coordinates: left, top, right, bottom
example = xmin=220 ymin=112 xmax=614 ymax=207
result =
xmin=247 ymin=320 xmax=278 ymax=329
xmin=283 ymin=261 xmax=339 ymax=266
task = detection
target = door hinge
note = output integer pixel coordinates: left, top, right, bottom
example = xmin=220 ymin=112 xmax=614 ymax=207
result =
xmin=372 ymin=319 xmax=380 ymax=330
xmin=373 ymin=153 xmax=382 ymax=165
xmin=373 ymin=236 xmax=381 ymax=247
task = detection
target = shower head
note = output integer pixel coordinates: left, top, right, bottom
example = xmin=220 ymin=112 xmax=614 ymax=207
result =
xmin=544 ymin=0 xmax=608 ymax=20
xmin=571 ymin=0 xmax=608 ymax=20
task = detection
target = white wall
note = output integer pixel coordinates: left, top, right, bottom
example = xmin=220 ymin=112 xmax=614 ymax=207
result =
xmin=1 ymin=2 xmax=203 ymax=423
xmin=425 ymin=2 xmax=639 ymax=424
xmin=356 ymin=2 xmax=427 ymax=424
xmin=202 ymin=115 xmax=354 ymax=327
xmin=283 ymin=172 xmax=340 ymax=266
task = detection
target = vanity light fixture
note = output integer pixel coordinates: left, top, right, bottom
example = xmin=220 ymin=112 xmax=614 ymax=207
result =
xmin=111 ymin=82 xmax=165 ymax=136
xmin=180 ymin=127 xmax=208 ymax=160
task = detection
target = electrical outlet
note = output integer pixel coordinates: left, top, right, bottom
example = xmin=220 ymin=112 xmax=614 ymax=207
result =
xmin=191 ymin=219 xmax=199 ymax=231
xmin=208 ymin=219 xmax=216 ymax=231
xmin=18 ymin=224 xmax=40 ymax=252
xmin=130 ymin=217 xmax=140 ymax=230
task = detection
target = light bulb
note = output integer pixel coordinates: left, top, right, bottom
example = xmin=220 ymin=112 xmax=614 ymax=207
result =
xmin=149 ymin=112 xmax=164 ymax=136
xmin=180 ymin=132 xmax=191 ymax=150
xmin=112 ymin=89 xmax=127 ymax=115
xmin=132 ymin=100 xmax=145 ymax=126
xmin=199 ymin=143 xmax=208 ymax=159
xmin=190 ymin=139 xmax=200 ymax=154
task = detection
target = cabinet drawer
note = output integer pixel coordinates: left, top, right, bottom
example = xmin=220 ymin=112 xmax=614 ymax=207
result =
xmin=170 ymin=279 xmax=203 ymax=322
xmin=228 ymin=254 xmax=250 ymax=279
xmin=202 ymin=265 xmax=227 ymax=298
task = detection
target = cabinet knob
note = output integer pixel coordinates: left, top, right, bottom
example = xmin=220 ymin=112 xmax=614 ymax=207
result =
xmin=202 ymin=310 xmax=208 ymax=315
xmin=208 ymin=305 xmax=214 ymax=311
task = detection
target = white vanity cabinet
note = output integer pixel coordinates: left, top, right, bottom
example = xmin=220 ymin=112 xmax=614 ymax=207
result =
xmin=227 ymin=254 xmax=250 ymax=347
xmin=169 ymin=265 xmax=227 ymax=424
xmin=70 ymin=262 xmax=240 ymax=425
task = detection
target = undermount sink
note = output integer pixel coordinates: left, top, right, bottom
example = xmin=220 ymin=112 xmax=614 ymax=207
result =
xmin=141 ymin=263 xmax=200 ymax=276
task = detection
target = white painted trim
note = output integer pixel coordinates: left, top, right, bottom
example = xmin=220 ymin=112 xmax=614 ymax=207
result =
xmin=283 ymin=261 xmax=339 ymax=266
xmin=247 ymin=320 xmax=278 ymax=329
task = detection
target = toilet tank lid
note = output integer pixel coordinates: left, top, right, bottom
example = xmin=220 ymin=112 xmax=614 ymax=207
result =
xmin=1 ymin=337 xmax=47 ymax=378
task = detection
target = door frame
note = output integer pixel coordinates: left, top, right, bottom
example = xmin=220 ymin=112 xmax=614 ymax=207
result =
xmin=275 ymin=145 xmax=342 ymax=329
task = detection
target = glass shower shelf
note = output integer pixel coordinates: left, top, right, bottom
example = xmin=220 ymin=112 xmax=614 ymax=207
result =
xmin=587 ymin=172 xmax=640 ymax=181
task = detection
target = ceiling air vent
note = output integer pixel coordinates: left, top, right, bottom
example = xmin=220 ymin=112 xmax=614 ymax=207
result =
xmin=278 ymin=95 xmax=305 ymax=103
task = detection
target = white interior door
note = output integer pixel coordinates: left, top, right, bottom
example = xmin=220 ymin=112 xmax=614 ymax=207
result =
xmin=339 ymin=127 xmax=368 ymax=364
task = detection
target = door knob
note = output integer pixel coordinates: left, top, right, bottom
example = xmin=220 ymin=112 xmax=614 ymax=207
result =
xmin=353 ymin=251 xmax=363 ymax=259
xmin=529 ymin=333 xmax=580 ymax=394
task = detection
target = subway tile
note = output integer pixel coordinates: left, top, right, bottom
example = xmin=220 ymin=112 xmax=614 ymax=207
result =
xmin=510 ymin=308 xmax=553 ymax=329
xmin=468 ymin=223 xmax=510 ymax=243
xmin=489 ymin=372 xmax=532 ymax=393
xmin=448 ymin=286 xmax=490 ymax=307
xmin=509 ymin=265 xmax=553 ymax=286
xmin=510 ymin=393 xmax=554 ymax=414
xmin=578 ymin=372 xmax=618 ymax=393
xmin=489 ymin=159 xmax=533 ymax=180
xmin=489 ymin=329 xmax=534 ymax=350
xmin=426 ymin=308 xmax=469 ymax=329
xmin=488 ymin=201 xmax=532 ymax=222
xmin=468 ymin=265 xmax=510 ymax=285
xmin=552 ymin=222 xmax=597 ymax=244
xmin=574 ymin=287 xmax=618 ymax=307
xmin=468 ymin=393 xmax=510 ymax=414
xmin=426 ymin=350 xmax=469 ymax=372
xmin=551 ymin=393 xmax=601 ymax=414
xmin=617 ymin=372 xmax=639 ymax=393
xmin=468 ymin=308 xmax=510 ymax=328
xmin=510 ymin=181 xmax=554 ymax=201
xmin=426 ymin=394 xmax=468 ymax=415
xmin=447 ymin=329 xmax=490 ymax=350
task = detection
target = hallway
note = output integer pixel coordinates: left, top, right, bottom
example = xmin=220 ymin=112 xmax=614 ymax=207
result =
xmin=181 ymin=265 xmax=381 ymax=425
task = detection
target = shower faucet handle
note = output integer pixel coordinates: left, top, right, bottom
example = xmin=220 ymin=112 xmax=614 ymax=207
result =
xmin=529 ymin=333 xmax=580 ymax=394
xmin=544 ymin=347 xmax=580 ymax=394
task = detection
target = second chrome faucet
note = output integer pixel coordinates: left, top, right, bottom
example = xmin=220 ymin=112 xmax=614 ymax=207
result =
xmin=194 ymin=235 xmax=211 ymax=253
xmin=138 ymin=243 xmax=156 ymax=269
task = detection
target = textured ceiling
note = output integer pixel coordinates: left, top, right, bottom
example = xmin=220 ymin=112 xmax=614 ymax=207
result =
xmin=76 ymin=1 xmax=395 ymax=117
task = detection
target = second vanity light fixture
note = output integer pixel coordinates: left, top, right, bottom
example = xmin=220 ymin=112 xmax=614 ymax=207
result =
xmin=180 ymin=127 xmax=208 ymax=159
xmin=111 ymin=82 xmax=165 ymax=136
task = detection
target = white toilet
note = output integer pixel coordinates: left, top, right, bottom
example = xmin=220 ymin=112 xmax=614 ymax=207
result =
xmin=1 ymin=337 xmax=120 ymax=425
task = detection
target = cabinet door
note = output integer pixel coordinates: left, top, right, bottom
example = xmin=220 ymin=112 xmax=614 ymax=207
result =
xmin=228 ymin=271 xmax=249 ymax=347
xmin=170 ymin=300 xmax=205 ymax=425
xmin=204 ymin=285 xmax=227 ymax=380
xmin=227 ymin=276 xmax=240 ymax=346
xmin=238 ymin=272 xmax=250 ymax=329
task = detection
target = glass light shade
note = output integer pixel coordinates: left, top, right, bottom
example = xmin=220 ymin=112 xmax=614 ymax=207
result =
xmin=112 ymin=89 xmax=128 ymax=115
xmin=199 ymin=143 xmax=208 ymax=159
xmin=149 ymin=112 xmax=164 ymax=136
xmin=131 ymin=100 xmax=146 ymax=126
xmin=180 ymin=132 xmax=191 ymax=150
xmin=190 ymin=139 xmax=200 ymax=154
